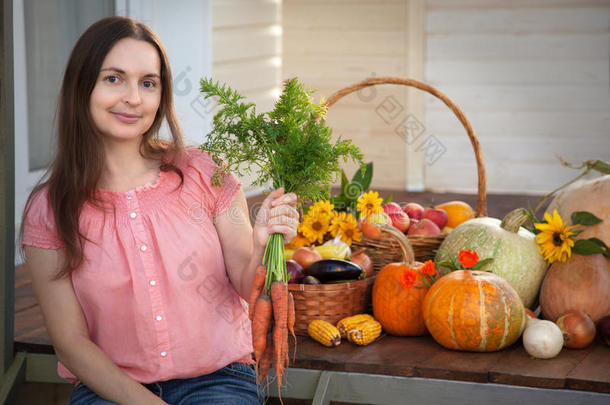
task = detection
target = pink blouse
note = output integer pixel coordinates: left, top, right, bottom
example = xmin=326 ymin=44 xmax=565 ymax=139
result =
xmin=21 ymin=148 xmax=255 ymax=385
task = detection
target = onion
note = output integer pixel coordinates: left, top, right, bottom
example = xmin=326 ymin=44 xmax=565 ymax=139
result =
xmin=597 ymin=315 xmax=610 ymax=346
xmin=292 ymin=246 xmax=322 ymax=270
xmin=351 ymin=248 xmax=373 ymax=278
xmin=522 ymin=318 xmax=563 ymax=359
xmin=286 ymin=260 xmax=305 ymax=284
xmin=556 ymin=310 xmax=596 ymax=349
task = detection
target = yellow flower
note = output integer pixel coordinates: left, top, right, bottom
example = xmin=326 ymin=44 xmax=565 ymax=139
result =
xmin=308 ymin=200 xmax=335 ymax=218
xmin=357 ymin=190 xmax=383 ymax=218
xmin=534 ymin=209 xmax=577 ymax=264
xmin=301 ymin=212 xmax=331 ymax=244
xmin=329 ymin=211 xmax=360 ymax=245
xmin=329 ymin=211 xmax=347 ymax=237
xmin=287 ymin=224 xmax=310 ymax=249
xmin=338 ymin=220 xmax=361 ymax=246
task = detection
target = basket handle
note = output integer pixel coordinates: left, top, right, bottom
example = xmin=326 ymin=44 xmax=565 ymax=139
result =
xmin=325 ymin=77 xmax=487 ymax=217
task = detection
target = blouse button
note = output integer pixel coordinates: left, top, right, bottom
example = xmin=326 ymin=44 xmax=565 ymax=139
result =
xmin=150 ymin=280 xmax=157 ymax=286
xmin=130 ymin=212 xmax=137 ymax=219
xmin=161 ymin=351 xmax=167 ymax=357
xmin=156 ymin=315 xmax=163 ymax=321
xmin=140 ymin=245 xmax=148 ymax=252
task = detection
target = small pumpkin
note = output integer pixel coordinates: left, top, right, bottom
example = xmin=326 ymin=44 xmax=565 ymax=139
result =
xmin=423 ymin=270 xmax=526 ymax=352
xmin=372 ymin=224 xmax=427 ymax=336
xmin=434 ymin=208 xmax=547 ymax=308
xmin=539 ymin=253 xmax=610 ymax=323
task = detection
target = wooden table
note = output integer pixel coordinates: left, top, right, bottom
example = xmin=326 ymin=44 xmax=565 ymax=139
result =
xmin=280 ymin=334 xmax=609 ymax=404
xmin=14 ymin=191 xmax=610 ymax=404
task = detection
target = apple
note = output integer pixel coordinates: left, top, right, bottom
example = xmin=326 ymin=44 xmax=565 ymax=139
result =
xmin=388 ymin=211 xmax=410 ymax=233
xmin=359 ymin=212 xmax=392 ymax=238
xmin=402 ymin=202 xmax=424 ymax=220
xmin=382 ymin=202 xmax=402 ymax=215
xmin=407 ymin=218 xmax=441 ymax=236
xmin=423 ymin=207 xmax=448 ymax=229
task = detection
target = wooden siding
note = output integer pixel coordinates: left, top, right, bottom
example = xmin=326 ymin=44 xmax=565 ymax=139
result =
xmin=282 ymin=0 xmax=426 ymax=190
xmin=211 ymin=0 xmax=282 ymax=193
xmin=424 ymin=0 xmax=610 ymax=194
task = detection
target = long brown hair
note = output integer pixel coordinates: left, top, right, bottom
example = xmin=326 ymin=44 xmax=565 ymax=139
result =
xmin=19 ymin=16 xmax=189 ymax=279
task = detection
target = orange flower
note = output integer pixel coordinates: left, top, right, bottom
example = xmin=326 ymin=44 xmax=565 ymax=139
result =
xmin=399 ymin=268 xmax=417 ymax=289
xmin=458 ymin=249 xmax=479 ymax=269
xmin=421 ymin=260 xmax=436 ymax=276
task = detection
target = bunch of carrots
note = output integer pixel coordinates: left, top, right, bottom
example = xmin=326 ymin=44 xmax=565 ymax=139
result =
xmin=248 ymin=264 xmax=296 ymax=401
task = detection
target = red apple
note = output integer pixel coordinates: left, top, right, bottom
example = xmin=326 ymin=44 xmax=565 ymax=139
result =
xmin=402 ymin=202 xmax=424 ymax=220
xmin=407 ymin=218 xmax=441 ymax=236
xmin=382 ymin=202 xmax=402 ymax=215
xmin=388 ymin=211 xmax=410 ymax=233
xmin=423 ymin=207 xmax=448 ymax=229
xmin=359 ymin=212 xmax=392 ymax=238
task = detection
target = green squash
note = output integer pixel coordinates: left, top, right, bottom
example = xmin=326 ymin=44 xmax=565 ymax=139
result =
xmin=434 ymin=209 xmax=547 ymax=309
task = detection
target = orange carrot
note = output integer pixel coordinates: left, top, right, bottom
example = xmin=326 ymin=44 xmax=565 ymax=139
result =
xmin=257 ymin=336 xmax=273 ymax=386
xmin=287 ymin=292 xmax=296 ymax=361
xmin=248 ymin=265 xmax=267 ymax=320
xmin=251 ymin=294 xmax=272 ymax=362
xmin=271 ymin=281 xmax=288 ymax=399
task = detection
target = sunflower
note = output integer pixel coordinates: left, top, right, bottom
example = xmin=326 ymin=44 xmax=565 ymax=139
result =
xmin=329 ymin=211 xmax=347 ymax=237
xmin=301 ymin=212 xmax=331 ymax=244
xmin=534 ymin=209 xmax=577 ymax=264
xmin=338 ymin=221 xmax=361 ymax=246
xmin=287 ymin=224 xmax=310 ymax=249
xmin=357 ymin=190 xmax=383 ymax=218
xmin=308 ymin=200 xmax=335 ymax=218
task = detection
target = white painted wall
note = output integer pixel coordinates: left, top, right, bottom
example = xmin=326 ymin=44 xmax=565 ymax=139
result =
xmin=424 ymin=0 xmax=610 ymax=194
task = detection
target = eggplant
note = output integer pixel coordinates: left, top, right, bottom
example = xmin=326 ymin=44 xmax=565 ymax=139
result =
xmin=305 ymin=259 xmax=363 ymax=282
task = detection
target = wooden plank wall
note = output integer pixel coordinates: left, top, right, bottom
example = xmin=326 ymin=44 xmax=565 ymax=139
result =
xmin=424 ymin=0 xmax=610 ymax=194
xmin=211 ymin=0 xmax=282 ymax=192
xmin=282 ymin=0 xmax=423 ymax=190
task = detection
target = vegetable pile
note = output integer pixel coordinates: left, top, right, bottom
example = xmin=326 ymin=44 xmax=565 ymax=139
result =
xmin=199 ymin=77 xmax=362 ymax=398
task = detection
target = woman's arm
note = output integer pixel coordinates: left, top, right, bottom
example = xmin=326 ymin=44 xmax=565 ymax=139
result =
xmin=214 ymin=188 xmax=298 ymax=300
xmin=24 ymin=246 xmax=169 ymax=405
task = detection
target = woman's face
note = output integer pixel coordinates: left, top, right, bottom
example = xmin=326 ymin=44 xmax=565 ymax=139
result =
xmin=90 ymin=38 xmax=162 ymax=143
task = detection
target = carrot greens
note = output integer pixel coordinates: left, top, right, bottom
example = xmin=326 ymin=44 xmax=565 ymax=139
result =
xmin=199 ymin=78 xmax=363 ymax=292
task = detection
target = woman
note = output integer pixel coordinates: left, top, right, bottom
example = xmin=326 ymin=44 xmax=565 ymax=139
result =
xmin=19 ymin=16 xmax=298 ymax=405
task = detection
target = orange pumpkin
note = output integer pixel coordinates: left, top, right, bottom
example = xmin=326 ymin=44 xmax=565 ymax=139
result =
xmin=372 ymin=224 xmax=427 ymax=336
xmin=423 ymin=270 xmax=526 ymax=352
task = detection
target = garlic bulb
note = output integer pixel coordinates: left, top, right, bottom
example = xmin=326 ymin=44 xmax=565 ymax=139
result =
xmin=522 ymin=318 xmax=563 ymax=359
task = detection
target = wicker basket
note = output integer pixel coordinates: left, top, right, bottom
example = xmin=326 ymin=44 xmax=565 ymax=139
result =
xmin=326 ymin=77 xmax=488 ymax=272
xmin=288 ymin=276 xmax=375 ymax=336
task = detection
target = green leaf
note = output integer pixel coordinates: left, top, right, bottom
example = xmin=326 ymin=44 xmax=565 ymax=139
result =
xmin=438 ymin=261 xmax=457 ymax=271
xmin=340 ymin=170 xmax=349 ymax=195
xmin=382 ymin=194 xmax=393 ymax=204
xmin=471 ymin=257 xmax=494 ymax=270
xmin=573 ymin=239 xmax=606 ymax=256
xmin=352 ymin=162 xmax=373 ymax=193
xmin=571 ymin=211 xmax=603 ymax=226
xmin=591 ymin=159 xmax=610 ymax=175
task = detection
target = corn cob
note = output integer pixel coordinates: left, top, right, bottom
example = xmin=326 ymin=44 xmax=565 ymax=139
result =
xmin=314 ymin=245 xmax=349 ymax=260
xmin=308 ymin=320 xmax=341 ymax=347
xmin=336 ymin=314 xmax=375 ymax=339
xmin=347 ymin=319 xmax=382 ymax=346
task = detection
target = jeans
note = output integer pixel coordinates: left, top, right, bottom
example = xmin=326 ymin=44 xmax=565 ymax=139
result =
xmin=68 ymin=362 xmax=265 ymax=405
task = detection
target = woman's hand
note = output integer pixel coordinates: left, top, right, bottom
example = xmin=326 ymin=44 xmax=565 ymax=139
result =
xmin=253 ymin=188 xmax=299 ymax=250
